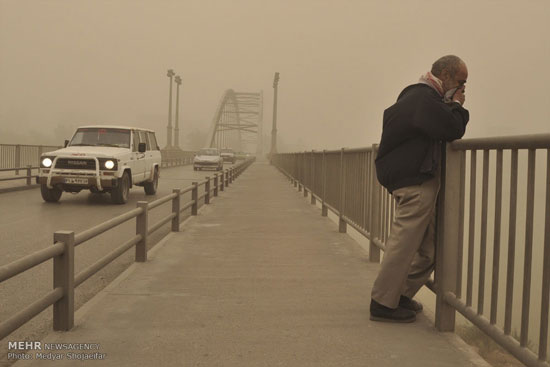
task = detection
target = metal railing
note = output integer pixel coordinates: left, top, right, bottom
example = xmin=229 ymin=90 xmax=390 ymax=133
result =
xmin=0 ymin=166 xmax=38 ymax=187
xmin=0 ymin=144 xmax=61 ymax=170
xmin=272 ymin=133 xmax=550 ymax=367
xmin=160 ymin=149 xmax=195 ymax=168
xmin=0 ymin=157 xmax=255 ymax=339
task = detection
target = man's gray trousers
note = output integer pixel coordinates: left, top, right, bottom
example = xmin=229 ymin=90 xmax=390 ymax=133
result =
xmin=371 ymin=173 xmax=441 ymax=309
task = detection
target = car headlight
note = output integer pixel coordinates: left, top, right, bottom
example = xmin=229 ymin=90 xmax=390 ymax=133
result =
xmin=41 ymin=157 xmax=53 ymax=168
xmin=98 ymin=158 xmax=117 ymax=170
xmin=104 ymin=160 xmax=115 ymax=169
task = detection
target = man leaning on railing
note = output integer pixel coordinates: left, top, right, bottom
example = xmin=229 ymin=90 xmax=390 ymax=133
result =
xmin=370 ymin=55 xmax=470 ymax=323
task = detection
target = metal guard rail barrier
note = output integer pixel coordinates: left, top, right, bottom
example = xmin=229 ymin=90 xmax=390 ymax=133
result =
xmin=271 ymin=133 xmax=550 ymax=367
xmin=0 ymin=157 xmax=255 ymax=339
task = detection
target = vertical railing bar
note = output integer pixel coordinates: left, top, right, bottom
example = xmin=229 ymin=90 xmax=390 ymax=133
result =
xmin=362 ymin=152 xmax=367 ymax=230
xmin=504 ymin=149 xmax=518 ymax=335
xmin=390 ymin=185 xmax=395 ymax=232
xmin=520 ymin=148 xmax=536 ymax=347
xmin=364 ymin=151 xmax=369 ymax=231
xmin=467 ymin=149 xmax=477 ymax=307
xmin=538 ymin=148 xmax=550 ymax=361
xmin=456 ymin=150 xmax=466 ymax=298
xmin=478 ymin=149 xmax=490 ymax=315
xmin=380 ymin=187 xmax=386 ymax=244
xmin=490 ymin=149 xmax=503 ymax=324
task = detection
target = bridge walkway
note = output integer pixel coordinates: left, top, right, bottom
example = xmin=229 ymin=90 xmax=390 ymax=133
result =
xmin=16 ymin=162 xmax=487 ymax=367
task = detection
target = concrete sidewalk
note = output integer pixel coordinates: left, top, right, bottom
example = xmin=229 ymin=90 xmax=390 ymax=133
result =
xmin=14 ymin=162 xmax=487 ymax=367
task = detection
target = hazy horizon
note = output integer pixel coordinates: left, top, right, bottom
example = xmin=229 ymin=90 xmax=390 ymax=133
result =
xmin=1 ymin=0 xmax=549 ymax=151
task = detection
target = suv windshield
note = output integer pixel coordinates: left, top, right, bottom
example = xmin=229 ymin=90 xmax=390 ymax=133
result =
xmin=221 ymin=149 xmax=234 ymax=153
xmin=198 ymin=149 xmax=219 ymax=156
xmin=70 ymin=128 xmax=131 ymax=148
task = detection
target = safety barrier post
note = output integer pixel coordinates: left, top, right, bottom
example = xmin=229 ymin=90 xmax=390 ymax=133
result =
xmin=172 ymin=189 xmax=181 ymax=232
xmin=369 ymin=144 xmax=381 ymax=262
xmin=191 ymin=182 xmax=198 ymax=215
xmin=26 ymin=165 xmax=32 ymax=186
xmin=136 ymin=201 xmax=148 ymax=262
xmin=311 ymin=151 xmax=316 ymax=205
xmin=53 ymin=231 xmax=75 ymax=331
xmin=225 ymin=170 xmax=230 ymax=187
xmin=321 ymin=150 xmax=328 ymax=217
xmin=214 ymin=174 xmax=219 ymax=197
xmin=435 ymin=144 xmax=461 ymax=331
xmin=15 ymin=145 xmax=21 ymax=175
xmin=205 ymin=177 xmax=211 ymax=204
xmin=220 ymin=171 xmax=225 ymax=192
xmin=339 ymin=148 xmax=347 ymax=233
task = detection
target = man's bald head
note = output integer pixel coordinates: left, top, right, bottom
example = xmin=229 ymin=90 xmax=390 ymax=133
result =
xmin=431 ymin=55 xmax=465 ymax=79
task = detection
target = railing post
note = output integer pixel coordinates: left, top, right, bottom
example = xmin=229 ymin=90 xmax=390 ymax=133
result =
xmin=339 ymin=148 xmax=347 ymax=233
xmin=225 ymin=170 xmax=230 ymax=187
xmin=26 ymin=165 xmax=32 ymax=185
xmin=205 ymin=176 xmax=211 ymax=204
xmin=435 ymin=143 xmax=460 ymax=331
xmin=191 ymin=182 xmax=198 ymax=215
xmin=53 ymin=230 xmax=75 ymax=331
xmin=369 ymin=144 xmax=381 ymax=262
xmin=321 ymin=150 xmax=328 ymax=217
xmin=213 ymin=174 xmax=219 ymax=197
xmin=172 ymin=189 xmax=181 ymax=232
xmin=229 ymin=168 xmax=233 ymax=184
xmin=311 ymin=151 xmax=316 ymax=205
xmin=15 ymin=144 xmax=21 ymax=175
xmin=136 ymin=201 xmax=148 ymax=262
xmin=303 ymin=153 xmax=309 ymax=197
xmin=220 ymin=171 xmax=225 ymax=192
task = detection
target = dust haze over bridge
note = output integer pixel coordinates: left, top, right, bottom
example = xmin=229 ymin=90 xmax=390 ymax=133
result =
xmin=1 ymin=1 xmax=550 ymax=367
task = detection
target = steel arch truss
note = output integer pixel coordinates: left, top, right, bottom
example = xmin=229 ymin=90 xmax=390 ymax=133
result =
xmin=208 ymin=90 xmax=263 ymax=154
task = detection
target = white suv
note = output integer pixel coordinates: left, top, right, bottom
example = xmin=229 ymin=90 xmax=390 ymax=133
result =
xmin=37 ymin=125 xmax=162 ymax=204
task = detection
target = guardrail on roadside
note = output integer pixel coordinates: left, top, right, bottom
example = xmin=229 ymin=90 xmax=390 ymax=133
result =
xmin=0 ymin=166 xmax=39 ymax=189
xmin=0 ymin=157 xmax=255 ymax=339
xmin=0 ymin=144 xmax=61 ymax=170
xmin=272 ymin=133 xmax=550 ymax=367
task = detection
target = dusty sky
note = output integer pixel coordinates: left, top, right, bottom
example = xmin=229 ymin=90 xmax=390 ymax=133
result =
xmin=0 ymin=0 xmax=549 ymax=151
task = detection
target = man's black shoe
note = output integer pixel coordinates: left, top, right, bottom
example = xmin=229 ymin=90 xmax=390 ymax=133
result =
xmin=370 ymin=299 xmax=416 ymax=323
xmin=399 ymin=295 xmax=423 ymax=313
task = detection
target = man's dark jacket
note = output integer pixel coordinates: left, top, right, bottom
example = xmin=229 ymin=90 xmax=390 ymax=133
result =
xmin=375 ymin=83 xmax=469 ymax=193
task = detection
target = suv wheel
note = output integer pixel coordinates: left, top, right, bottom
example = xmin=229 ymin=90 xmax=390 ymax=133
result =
xmin=111 ymin=171 xmax=130 ymax=204
xmin=40 ymin=184 xmax=62 ymax=202
xmin=144 ymin=168 xmax=158 ymax=195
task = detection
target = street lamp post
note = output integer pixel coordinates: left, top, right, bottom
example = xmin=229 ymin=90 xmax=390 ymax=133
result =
xmin=174 ymin=75 xmax=182 ymax=149
xmin=166 ymin=69 xmax=175 ymax=149
xmin=270 ymin=72 xmax=280 ymax=159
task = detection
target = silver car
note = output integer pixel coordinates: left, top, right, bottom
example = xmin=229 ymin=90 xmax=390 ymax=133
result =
xmin=193 ymin=148 xmax=223 ymax=171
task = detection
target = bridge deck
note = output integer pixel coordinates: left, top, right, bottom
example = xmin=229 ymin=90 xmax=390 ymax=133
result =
xmin=16 ymin=162 xmax=487 ymax=367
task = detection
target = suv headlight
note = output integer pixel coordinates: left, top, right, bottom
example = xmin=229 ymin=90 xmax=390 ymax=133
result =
xmin=41 ymin=157 xmax=54 ymax=168
xmin=98 ymin=158 xmax=118 ymax=170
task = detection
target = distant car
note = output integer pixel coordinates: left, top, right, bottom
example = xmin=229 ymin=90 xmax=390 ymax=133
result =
xmin=193 ymin=148 xmax=223 ymax=171
xmin=235 ymin=151 xmax=247 ymax=161
xmin=220 ymin=148 xmax=236 ymax=164
xmin=37 ymin=125 xmax=161 ymax=204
